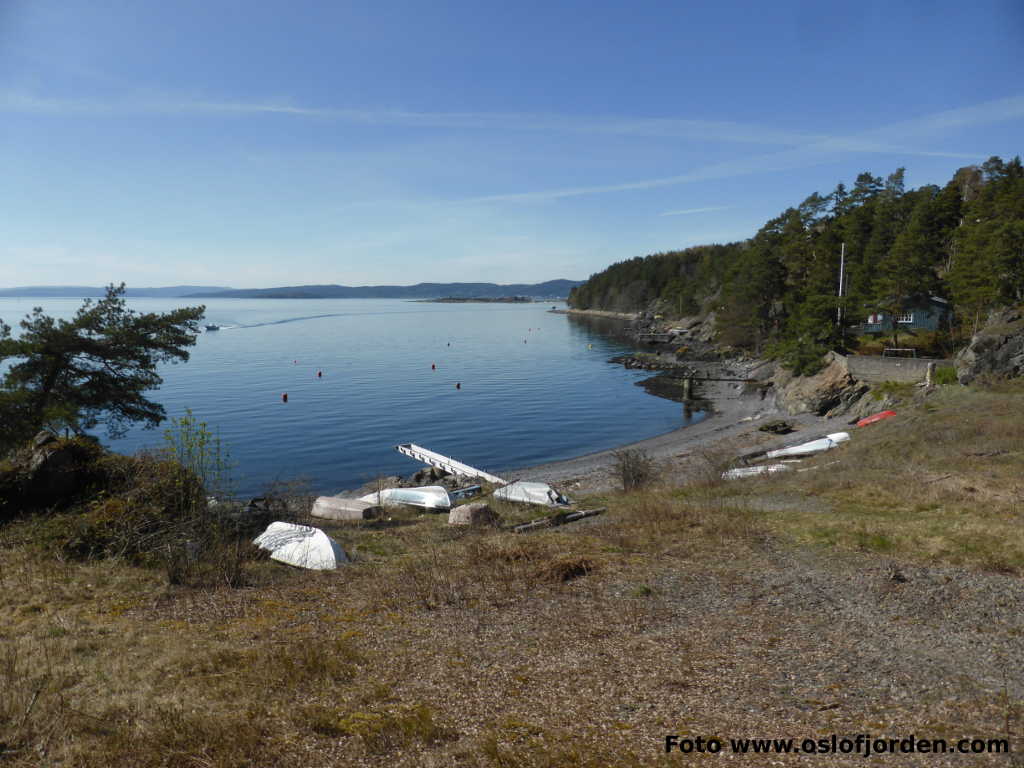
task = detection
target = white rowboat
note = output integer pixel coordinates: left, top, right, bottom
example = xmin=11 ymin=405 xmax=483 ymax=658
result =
xmin=765 ymin=432 xmax=850 ymax=459
xmin=358 ymin=485 xmax=453 ymax=510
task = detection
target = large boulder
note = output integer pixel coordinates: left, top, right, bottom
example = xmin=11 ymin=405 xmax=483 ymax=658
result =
xmin=1 ymin=434 xmax=102 ymax=519
xmin=956 ymin=308 xmax=1024 ymax=384
xmin=773 ymin=352 xmax=864 ymax=416
xmin=448 ymin=502 xmax=500 ymax=526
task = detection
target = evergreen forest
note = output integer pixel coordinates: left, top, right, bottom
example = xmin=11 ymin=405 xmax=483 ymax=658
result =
xmin=568 ymin=156 xmax=1024 ymax=372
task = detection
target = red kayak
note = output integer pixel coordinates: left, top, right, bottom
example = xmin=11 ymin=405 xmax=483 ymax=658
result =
xmin=857 ymin=410 xmax=896 ymax=427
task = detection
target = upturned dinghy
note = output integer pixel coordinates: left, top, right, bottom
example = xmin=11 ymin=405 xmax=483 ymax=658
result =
xmin=358 ymin=485 xmax=453 ymax=510
xmin=492 ymin=481 xmax=570 ymax=507
xmin=722 ymin=463 xmax=796 ymax=480
xmin=253 ymin=522 xmax=348 ymax=570
xmin=856 ymin=410 xmax=896 ymax=427
xmin=764 ymin=432 xmax=850 ymax=459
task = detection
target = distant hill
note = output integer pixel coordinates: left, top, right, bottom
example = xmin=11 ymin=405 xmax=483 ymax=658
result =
xmin=0 ymin=285 xmax=231 ymax=298
xmin=184 ymin=280 xmax=582 ymax=299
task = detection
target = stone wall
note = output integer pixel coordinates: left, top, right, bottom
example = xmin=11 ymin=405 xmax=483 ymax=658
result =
xmin=840 ymin=353 xmax=954 ymax=384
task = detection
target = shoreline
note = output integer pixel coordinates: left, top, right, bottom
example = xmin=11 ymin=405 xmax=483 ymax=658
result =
xmin=548 ymin=307 xmax=638 ymax=320
xmin=507 ymin=363 xmax=849 ymax=493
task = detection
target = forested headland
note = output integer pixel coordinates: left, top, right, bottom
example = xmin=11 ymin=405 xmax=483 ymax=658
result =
xmin=569 ymin=156 xmax=1024 ymax=372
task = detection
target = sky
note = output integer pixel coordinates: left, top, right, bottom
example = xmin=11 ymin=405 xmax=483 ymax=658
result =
xmin=1 ymin=0 xmax=1022 ymax=289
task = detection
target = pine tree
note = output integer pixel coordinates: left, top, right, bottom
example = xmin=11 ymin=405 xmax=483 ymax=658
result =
xmin=0 ymin=284 xmax=205 ymax=451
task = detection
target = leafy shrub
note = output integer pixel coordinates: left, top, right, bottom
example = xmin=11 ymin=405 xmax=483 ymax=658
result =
xmin=162 ymin=408 xmax=234 ymax=498
xmin=933 ymin=366 xmax=959 ymax=385
xmin=56 ymin=452 xmax=207 ymax=563
xmin=612 ymin=448 xmax=656 ymax=491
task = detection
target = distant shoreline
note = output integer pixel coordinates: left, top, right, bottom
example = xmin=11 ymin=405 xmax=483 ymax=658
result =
xmin=415 ymin=296 xmax=541 ymax=304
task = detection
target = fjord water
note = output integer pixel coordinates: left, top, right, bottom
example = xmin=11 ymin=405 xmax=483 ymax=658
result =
xmin=0 ymin=298 xmax=701 ymax=496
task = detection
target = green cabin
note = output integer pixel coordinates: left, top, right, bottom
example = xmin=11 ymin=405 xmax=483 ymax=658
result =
xmin=857 ymin=296 xmax=951 ymax=334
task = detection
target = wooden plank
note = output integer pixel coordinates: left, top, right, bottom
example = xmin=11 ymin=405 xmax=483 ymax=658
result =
xmin=510 ymin=508 xmax=606 ymax=534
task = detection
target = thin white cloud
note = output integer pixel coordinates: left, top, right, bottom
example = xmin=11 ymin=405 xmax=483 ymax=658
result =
xmin=659 ymin=205 xmax=732 ymax=216
xmin=4 ymin=87 xmax=1006 ymax=164
xmin=0 ymin=88 xmax=841 ymax=146
xmin=467 ymin=95 xmax=1023 ymax=203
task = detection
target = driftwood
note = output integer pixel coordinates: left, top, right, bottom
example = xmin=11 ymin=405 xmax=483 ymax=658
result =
xmin=510 ymin=508 xmax=606 ymax=534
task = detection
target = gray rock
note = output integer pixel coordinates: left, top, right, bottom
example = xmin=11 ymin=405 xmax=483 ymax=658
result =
xmin=774 ymin=352 xmax=865 ymax=416
xmin=448 ymin=502 xmax=500 ymax=526
xmin=956 ymin=309 xmax=1024 ymax=384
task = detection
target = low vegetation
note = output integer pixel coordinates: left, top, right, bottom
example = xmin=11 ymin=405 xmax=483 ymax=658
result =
xmin=1 ymin=381 xmax=1023 ymax=765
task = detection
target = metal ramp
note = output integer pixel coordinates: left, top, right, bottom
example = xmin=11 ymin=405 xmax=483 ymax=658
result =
xmin=395 ymin=443 xmax=507 ymax=485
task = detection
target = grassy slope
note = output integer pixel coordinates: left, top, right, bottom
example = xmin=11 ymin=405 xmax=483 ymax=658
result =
xmin=2 ymin=382 xmax=1023 ymax=766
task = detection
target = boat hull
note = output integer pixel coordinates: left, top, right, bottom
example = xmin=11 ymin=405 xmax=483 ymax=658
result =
xmin=358 ymin=485 xmax=452 ymax=510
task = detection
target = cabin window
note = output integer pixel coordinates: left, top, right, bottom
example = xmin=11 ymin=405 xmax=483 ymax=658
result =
xmin=895 ymin=312 xmax=914 ymax=324
xmin=866 ymin=313 xmax=882 ymax=324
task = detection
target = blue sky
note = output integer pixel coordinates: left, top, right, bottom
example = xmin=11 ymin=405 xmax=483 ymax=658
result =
xmin=1 ymin=0 xmax=1022 ymax=288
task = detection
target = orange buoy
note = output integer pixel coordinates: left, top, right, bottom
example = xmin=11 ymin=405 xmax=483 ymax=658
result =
xmin=282 ymin=393 xmax=288 ymax=403
xmin=455 ymin=382 xmax=461 ymax=390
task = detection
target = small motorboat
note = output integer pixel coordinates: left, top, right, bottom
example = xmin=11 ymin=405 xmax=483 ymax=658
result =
xmin=205 ymin=324 xmax=221 ymax=331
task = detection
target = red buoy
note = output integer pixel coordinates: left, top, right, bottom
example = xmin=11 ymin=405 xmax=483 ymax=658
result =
xmin=317 ymin=370 xmax=322 ymax=378
xmin=431 ymin=363 xmax=436 ymax=370
xmin=282 ymin=393 xmax=288 ymax=403
xmin=455 ymin=382 xmax=461 ymax=390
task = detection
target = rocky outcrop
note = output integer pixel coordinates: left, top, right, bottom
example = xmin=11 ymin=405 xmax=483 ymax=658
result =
xmin=0 ymin=433 xmax=102 ymax=519
xmin=772 ymin=352 xmax=868 ymax=417
xmin=955 ymin=307 xmax=1024 ymax=384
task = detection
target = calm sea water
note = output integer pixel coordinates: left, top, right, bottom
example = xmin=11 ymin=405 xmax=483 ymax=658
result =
xmin=0 ymin=297 xmax=701 ymax=496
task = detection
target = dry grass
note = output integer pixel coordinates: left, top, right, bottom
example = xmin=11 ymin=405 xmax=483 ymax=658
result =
xmin=722 ymin=381 xmax=1024 ymax=574
xmin=1 ymin=382 xmax=1023 ymax=765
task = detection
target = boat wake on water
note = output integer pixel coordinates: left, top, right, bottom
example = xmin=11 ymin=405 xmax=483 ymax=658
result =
xmin=237 ymin=313 xmax=349 ymax=328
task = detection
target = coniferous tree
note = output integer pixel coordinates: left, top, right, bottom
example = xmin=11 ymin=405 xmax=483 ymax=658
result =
xmin=0 ymin=284 xmax=205 ymax=451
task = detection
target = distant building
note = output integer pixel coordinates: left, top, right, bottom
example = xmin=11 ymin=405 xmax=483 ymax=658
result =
xmin=855 ymin=296 xmax=951 ymax=333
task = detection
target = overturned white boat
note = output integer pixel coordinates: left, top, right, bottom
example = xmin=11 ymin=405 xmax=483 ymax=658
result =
xmin=765 ymin=432 xmax=850 ymax=459
xmin=253 ymin=522 xmax=348 ymax=570
xmin=722 ymin=463 xmax=796 ymax=480
xmin=358 ymin=485 xmax=452 ymax=510
xmin=493 ymin=480 xmax=570 ymax=507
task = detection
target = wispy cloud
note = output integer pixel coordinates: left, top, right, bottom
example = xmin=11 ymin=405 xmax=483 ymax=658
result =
xmin=467 ymin=95 xmax=1023 ymax=203
xmin=0 ymin=88 xmax=832 ymax=146
xmin=3 ymin=87 xmax=1017 ymax=207
xmin=659 ymin=205 xmax=732 ymax=216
